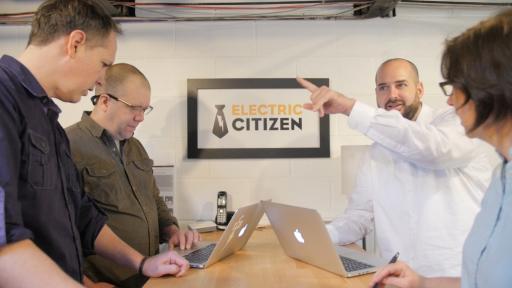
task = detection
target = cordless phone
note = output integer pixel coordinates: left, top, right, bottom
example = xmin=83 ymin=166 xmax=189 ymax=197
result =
xmin=215 ymin=191 xmax=228 ymax=226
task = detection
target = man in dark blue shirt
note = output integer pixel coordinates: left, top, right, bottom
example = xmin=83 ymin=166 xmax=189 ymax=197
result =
xmin=0 ymin=195 xmax=83 ymax=287
xmin=0 ymin=187 xmax=4 ymax=246
xmin=0 ymin=0 xmax=188 ymax=285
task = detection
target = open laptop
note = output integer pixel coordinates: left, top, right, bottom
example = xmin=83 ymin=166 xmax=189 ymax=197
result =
xmin=177 ymin=202 xmax=264 ymax=268
xmin=263 ymin=201 xmax=386 ymax=277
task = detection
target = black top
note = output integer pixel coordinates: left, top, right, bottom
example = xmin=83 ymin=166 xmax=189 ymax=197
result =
xmin=0 ymin=55 xmax=107 ymax=281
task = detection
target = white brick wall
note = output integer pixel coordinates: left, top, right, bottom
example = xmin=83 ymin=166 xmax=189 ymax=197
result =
xmin=0 ymin=6 xmax=503 ymax=223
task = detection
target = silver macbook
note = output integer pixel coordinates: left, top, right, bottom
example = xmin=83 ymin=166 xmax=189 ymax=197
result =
xmin=263 ymin=201 xmax=386 ymax=277
xmin=177 ymin=202 xmax=264 ymax=268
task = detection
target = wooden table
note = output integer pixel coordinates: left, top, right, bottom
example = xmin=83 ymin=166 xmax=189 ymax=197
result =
xmin=144 ymin=227 xmax=373 ymax=288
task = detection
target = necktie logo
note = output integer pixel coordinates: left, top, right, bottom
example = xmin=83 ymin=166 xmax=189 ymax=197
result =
xmin=212 ymin=104 xmax=228 ymax=138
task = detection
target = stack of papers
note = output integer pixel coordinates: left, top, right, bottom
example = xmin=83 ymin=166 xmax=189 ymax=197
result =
xmin=187 ymin=221 xmax=217 ymax=233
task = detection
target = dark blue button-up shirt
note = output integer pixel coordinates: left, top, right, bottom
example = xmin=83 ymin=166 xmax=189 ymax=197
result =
xmin=0 ymin=55 xmax=107 ymax=281
xmin=0 ymin=186 xmax=5 ymax=246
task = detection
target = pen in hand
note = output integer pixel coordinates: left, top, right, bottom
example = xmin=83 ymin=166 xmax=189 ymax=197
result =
xmin=372 ymin=252 xmax=400 ymax=288
xmin=388 ymin=252 xmax=400 ymax=264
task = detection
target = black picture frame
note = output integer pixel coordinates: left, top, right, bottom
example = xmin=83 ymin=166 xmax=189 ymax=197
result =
xmin=187 ymin=78 xmax=330 ymax=159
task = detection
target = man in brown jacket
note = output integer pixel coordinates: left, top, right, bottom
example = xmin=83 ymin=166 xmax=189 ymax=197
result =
xmin=66 ymin=63 xmax=199 ymax=287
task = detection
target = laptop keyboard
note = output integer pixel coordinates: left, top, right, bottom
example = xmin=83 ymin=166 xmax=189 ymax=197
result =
xmin=184 ymin=243 xmax=216 ymax=264
xmin=340 ymin=255 xmax=374 ymax=272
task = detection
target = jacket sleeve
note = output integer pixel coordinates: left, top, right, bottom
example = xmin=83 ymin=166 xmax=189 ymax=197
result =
xmin=0 ymin=85 xmax=33 ymax=244
xmin=347 ymin=101 xmax=481 ymax=170
xmin=326 ymin=152 xmax=374 ymax=245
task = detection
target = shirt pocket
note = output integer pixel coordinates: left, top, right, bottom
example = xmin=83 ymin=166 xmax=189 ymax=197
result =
xmin=131 ymin=159 xmax=154 ymax=188
xmin=83 ymin=162 xmax=120 ymax=209
xmin=26 ymin=130 xmax=53 ymax=189
xmin=133 ymin=158 xmax=153 ymax=172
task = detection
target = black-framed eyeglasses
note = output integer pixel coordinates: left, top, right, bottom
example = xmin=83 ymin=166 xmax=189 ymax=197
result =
xmin=91 ymin=93 xmax=153 ymax=116
xmin=439 ymin=81 xmax=454 ymax=97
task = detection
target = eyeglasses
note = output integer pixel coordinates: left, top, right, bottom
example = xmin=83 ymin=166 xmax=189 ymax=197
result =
xmin=439 ymin=81 xmax=454 ymax=97
xmin=91 ymin=93 xmax=153 ymax=116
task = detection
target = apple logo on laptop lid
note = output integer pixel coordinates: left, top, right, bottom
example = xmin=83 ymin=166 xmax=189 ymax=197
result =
xmin=293 ymin=228 xmax=305 ymax=244
xmin=238 ymin=224 xmax=248 ymax=237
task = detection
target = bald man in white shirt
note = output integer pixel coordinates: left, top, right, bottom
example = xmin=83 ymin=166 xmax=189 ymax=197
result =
xmin=299 ymin=58 xmax=494 ymax=277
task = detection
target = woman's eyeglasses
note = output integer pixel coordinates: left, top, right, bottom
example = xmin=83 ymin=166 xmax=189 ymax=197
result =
xmin=439 ymin=81 xmax=454 ymax=97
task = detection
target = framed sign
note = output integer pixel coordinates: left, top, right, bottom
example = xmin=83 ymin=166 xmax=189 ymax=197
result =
xmin=187 ymin=78 xmax=330 ymax=159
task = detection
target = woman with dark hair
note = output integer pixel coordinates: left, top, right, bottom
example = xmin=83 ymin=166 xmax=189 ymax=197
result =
xmin=369 ymin=8 xmax=512 ymax=288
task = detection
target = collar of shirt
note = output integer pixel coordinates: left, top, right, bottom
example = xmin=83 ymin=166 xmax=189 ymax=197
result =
xmin=415 ymin=103 xmax=433 ymax=123
xmin=81 ymin=111 xmax=104 ymax=138
xmin=80 ymin=111 xmax=125 ymax=154
xmin=0 ymin=55 xmax=61 ymax=115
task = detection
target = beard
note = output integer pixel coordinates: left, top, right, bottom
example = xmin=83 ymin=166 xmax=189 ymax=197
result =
xmin=385 ymin=95 xmax=422 ymax=121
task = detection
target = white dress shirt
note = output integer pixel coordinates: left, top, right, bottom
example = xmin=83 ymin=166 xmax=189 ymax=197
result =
xmin=326 ymin=101 xmax=494 ymax=277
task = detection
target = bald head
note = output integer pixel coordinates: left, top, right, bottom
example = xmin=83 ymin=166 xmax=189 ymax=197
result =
xmin=375 ymin=58 xmax=419 ymax=85
xmin=95 ymin=63 xmax=150 ymax=96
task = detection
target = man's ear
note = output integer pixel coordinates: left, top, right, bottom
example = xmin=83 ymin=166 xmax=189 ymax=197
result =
xmin=96 ymin=94 xmax=110 ymax=112
xmin=65 ymin=30 xmax=87 ymax=58
xmin=417 ymin=81 xmax=425 ymax=100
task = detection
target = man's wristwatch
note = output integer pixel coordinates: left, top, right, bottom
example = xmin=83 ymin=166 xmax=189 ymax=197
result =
xmin=138 ymin=256 xmax=149 ymax=276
